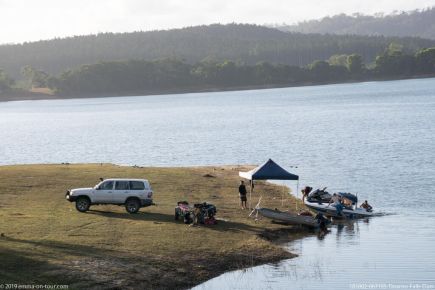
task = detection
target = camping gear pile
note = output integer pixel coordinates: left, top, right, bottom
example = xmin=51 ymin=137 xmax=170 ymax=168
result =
xmin=175 ymin=201 xmax=217 ymax=225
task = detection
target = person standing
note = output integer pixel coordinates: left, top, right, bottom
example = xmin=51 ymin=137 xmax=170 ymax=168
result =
xmin=328 ymin=193 xmax=344 ymax=216
xmin=239 ymin=180 xmax=247 ymax=209
xmin=301 ymin=186 xmax=312 ymax=202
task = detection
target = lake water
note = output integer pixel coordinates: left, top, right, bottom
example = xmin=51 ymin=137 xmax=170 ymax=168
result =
xmin=1 ymin=78 xmax=435 ymax=289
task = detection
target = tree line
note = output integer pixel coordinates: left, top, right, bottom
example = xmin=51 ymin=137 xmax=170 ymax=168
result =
xmin=0 ymin=69 xmax=14 ymax=94
xmin=278 ymin=7 xmax=435 ymax=40
xmin=1 ymin=24 xmax=434 ymax=79
xmin=1 ymin=44 xmax=434 ymax=97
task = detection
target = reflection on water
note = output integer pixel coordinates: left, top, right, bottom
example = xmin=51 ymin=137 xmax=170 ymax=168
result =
xmin=194 ymin=214 xmax=435 ymax=290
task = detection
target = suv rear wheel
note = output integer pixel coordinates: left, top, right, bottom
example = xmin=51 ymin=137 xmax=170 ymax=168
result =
xmin=76 ymin=197 xmax=90 ymax=212
xmin=125 ymin=198 xmax=140 ymax=214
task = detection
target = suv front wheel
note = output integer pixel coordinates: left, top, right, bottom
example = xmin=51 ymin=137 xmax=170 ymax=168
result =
xmin=76 ymin=197 xmax=91 ymax=212
xmin=125 ymin=198 xmax=140 ymax=214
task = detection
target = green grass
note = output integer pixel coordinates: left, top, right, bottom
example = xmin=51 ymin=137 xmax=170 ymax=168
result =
xmin=0 ymin=164 xmax=308 ymax=289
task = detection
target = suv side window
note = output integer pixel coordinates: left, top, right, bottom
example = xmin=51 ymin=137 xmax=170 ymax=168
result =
xmin=129 ymin=181 xmax=145 ymax=190
xmin=100 ymin=181 xmax=114 ymax=190
xmin=115 ymin=181 xmax=130 ymax=190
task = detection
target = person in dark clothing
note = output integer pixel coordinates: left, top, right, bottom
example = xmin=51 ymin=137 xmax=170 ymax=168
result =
xmin=360 ymin=200 xmax=373 ymax=212
xmin=301 ymin=186 xmax=313 ymax=202
xmin=239 ymin=180 xmax=247 ymax=209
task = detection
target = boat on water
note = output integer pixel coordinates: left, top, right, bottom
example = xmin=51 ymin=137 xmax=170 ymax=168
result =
xmin=257 ymin=208 xmax=319 ymax=228
xmin=304 ymin=188 xmax=375 ymax=219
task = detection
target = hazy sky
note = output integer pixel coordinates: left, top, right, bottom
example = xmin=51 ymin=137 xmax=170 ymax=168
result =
xmin=1 ymin=0 xmax=435 ymax=44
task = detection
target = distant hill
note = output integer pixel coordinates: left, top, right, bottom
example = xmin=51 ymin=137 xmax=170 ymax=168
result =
xmin=1 ymin=23 xmax=435 ymax=79
xmin=277 ymin=7 xmax=435 ymax=39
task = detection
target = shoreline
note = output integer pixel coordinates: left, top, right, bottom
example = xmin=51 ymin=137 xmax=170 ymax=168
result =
xmin=1 ymin=74 xmax=435 ymax=103
xmin=0 ymin=163 xmax=311 ymax=289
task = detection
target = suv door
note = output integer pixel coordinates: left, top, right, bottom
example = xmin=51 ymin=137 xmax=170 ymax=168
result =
xmin=94 ymin=180 xmax=114 ymax=203
xmin=114 ymin=180 xmax=130 ymax=203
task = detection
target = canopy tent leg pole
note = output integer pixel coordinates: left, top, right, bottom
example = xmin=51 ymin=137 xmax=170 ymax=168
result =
xmin=281 ymin=191 xmax=283 ymax=207
xmin=281 ymin=182 xmax=285 ymax=207
xmin=296 ymin=180 xmax=299 ymax=212
xmin=250 ymin=179 xmax=253 ymax=211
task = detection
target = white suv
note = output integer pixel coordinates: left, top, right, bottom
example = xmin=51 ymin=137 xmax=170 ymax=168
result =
xmin=65 ymin=178 xmax=154 ymax=214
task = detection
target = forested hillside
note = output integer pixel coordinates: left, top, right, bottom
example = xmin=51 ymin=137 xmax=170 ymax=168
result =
xmin=1 ymin=24 xmax=434 ymax=78
xmin=27 ymin=46 xmax=435 ymax=97
xmin=278 ymin=8 xmax=435 ymax=39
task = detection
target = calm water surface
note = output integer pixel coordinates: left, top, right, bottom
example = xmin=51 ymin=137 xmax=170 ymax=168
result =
xmin=1 ymin=78 xmax=435 ymax=289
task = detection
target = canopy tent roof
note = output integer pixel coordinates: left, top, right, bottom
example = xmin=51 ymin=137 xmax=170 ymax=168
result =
xmin=239 ymin=159 xmax=299 ymax=181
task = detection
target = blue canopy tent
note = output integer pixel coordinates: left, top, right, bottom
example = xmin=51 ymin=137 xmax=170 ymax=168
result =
xmin=239 ymin=159 xmax=299 ymax=209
